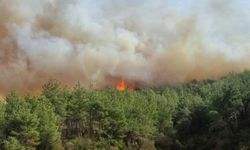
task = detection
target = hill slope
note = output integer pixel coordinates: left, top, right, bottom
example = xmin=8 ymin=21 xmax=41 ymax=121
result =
xmin=1 ymin=71 xmax=250 ymax=149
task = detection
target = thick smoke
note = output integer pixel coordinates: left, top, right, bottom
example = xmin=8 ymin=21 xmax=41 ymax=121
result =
xmin=0 ymin=0 xmax=249 ymax=95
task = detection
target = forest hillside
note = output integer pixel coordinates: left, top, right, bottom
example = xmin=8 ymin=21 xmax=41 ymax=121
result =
xmin=1 ymin=71 xmax=250 ymax=150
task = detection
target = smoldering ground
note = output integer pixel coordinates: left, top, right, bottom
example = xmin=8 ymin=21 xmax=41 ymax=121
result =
xmin=0 ymin=0 xmax=249 ymax=96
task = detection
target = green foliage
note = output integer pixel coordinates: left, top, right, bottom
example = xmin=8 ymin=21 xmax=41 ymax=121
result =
xmin=4 ymin=92 xmax=40 ymax=149
xmin=27 ymin=96 xmax=62 ymax=150
xmin=42 ymin=79 xmax=69 ymax=119
xmin=1 ymin=71 xmax=250 ymax=149
xmin=3 ymin=137 xmax=25 ymax=150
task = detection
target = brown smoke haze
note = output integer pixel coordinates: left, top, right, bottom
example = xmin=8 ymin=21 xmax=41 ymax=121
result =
xmin=0 ymin=0 xmax=250 ymax=96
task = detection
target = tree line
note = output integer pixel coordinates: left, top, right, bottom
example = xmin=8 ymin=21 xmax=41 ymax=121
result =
xmin=1 ymin=71 xmax=250 ymax=149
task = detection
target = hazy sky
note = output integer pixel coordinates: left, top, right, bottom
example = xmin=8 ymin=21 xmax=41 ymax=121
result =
xmin=0 ymin=0 xmax=249 ymax=96
xmin=169 ymin=0 xmax=250 ymax=58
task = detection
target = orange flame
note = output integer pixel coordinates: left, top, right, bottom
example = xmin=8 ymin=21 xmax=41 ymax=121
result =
xmin=116 ymin=79 xmax=126 ymax=91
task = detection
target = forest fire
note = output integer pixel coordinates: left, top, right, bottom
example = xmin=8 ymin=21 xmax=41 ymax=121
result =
xmin=116 ymin=79 xmax=136 ymax=91
xmin=116 ymin=79 xmax=126 ymax=91
xmin=0 ymin=1 xmax=249 ymax=149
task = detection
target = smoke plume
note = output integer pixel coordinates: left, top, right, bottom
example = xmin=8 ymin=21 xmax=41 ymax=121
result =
xmin=0 ymin=0 xmax=250 ymax=95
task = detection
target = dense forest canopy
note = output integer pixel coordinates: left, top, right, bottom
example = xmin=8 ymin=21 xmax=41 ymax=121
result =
xmin=1 ymin=71 xmax=250 ymax=149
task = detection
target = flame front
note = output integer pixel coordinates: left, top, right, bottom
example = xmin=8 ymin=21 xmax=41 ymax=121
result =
xmin=116 ymin=79 xmax=126 ymax=91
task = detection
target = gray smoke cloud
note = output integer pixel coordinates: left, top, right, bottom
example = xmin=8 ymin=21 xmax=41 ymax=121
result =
xmin=0 ymin=0 xmax=250 ymax=95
